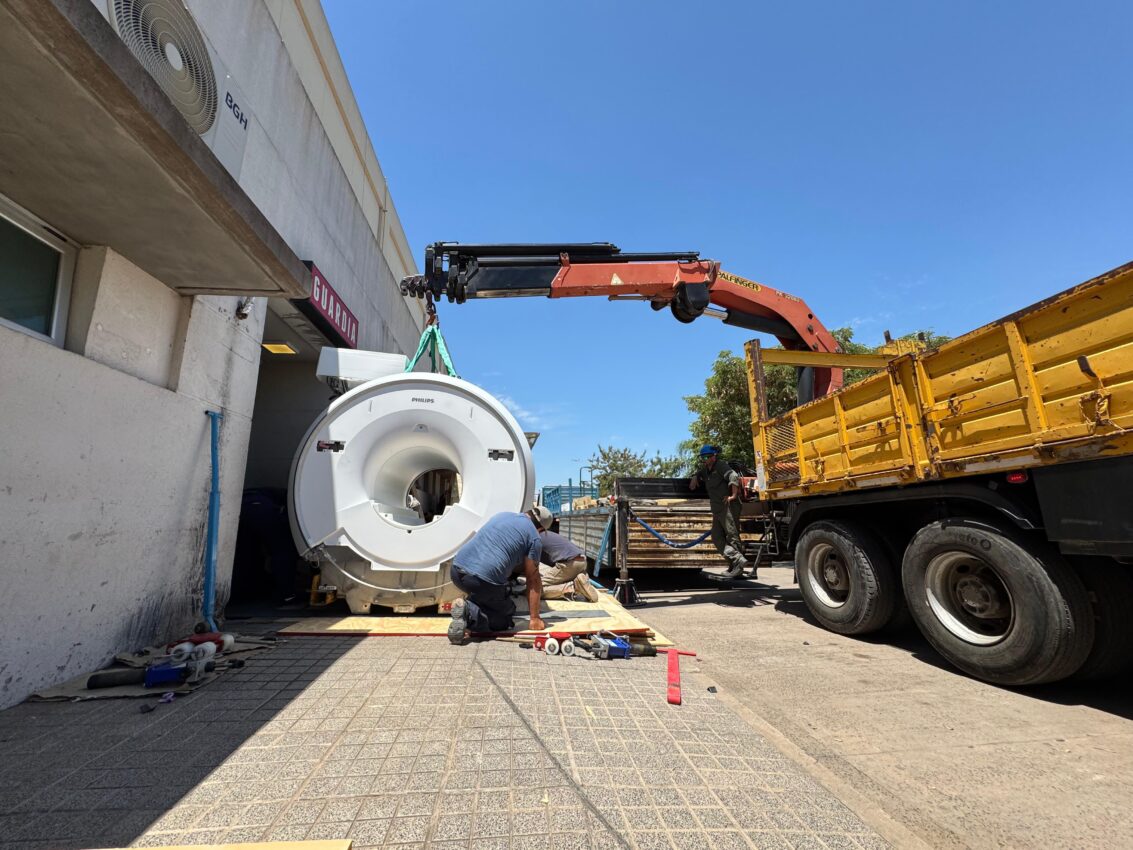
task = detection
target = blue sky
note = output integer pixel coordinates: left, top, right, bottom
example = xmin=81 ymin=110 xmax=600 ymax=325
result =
xmin=325 ymin=0 xmax=1133 ymax=489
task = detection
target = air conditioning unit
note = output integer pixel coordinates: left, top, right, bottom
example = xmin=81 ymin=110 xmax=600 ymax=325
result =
xmin=95 ymin=0 xmax=251 ymax=180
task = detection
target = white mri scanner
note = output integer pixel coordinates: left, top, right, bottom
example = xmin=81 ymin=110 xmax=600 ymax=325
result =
xmin=288 ymin=349 xmax=536 ymax=614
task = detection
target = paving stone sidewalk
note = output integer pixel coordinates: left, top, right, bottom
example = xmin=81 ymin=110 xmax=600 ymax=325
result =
xmin=0 ymin=635 xmax=887 ymax=849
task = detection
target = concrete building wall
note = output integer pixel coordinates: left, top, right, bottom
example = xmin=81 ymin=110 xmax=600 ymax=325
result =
xmin=66 ymin=247 xmax=187 ymax=387
xmin=0 ymin=248 xmax=264 ymax=706
xmin=0 ymin=1 xmax=424 ymax=707
xmin=185 ymin=0 xmax=424 ymax=355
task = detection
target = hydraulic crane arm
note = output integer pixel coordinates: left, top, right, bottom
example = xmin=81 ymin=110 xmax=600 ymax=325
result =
xmin=401 ymin=242 xmax=843 ymax=399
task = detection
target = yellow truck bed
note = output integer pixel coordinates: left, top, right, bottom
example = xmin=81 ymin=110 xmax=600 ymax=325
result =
xmin=749 ymin=261 xmax=1133 ymax=498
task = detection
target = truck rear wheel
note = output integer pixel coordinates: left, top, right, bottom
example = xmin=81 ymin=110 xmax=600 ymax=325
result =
xmin=901 ymin=518 xmax=1094 ymax=686
xmin=1072 ymin=557 xmax=1133 ymax=681
xmin=875 ymin=530 xmax=914 ymax=634
xmin=795 ymin=520 xmax=898 ymax=635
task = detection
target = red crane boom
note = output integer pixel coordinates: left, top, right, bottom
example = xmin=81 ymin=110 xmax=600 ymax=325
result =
xmin=401 ymin=242 xmax=842 ymax=399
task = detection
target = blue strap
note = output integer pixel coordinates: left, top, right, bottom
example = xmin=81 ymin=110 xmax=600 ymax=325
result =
xmin=593 ymin=515 xmax=614 ymax=577
xmin=631 ymin=512 xmax=712 ymax=549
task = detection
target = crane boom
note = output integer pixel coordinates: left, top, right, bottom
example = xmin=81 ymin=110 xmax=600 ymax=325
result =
xmin=401 ymin=242 xmax=843 ymax=399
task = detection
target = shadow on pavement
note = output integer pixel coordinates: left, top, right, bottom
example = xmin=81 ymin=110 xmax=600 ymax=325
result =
xmin=629 ymin=567 xmax=1133 ymax=721
xmin=0 ymin=626 xmax=364 ymax=849
xmin=628 ymin=568 xmax=792 ymax=610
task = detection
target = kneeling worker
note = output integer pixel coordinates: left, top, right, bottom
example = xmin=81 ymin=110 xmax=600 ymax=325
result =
xmin=449 ymin=506 xmax=555 ymax=644
xmin=538 ymin=529 xmax=599 ymax=602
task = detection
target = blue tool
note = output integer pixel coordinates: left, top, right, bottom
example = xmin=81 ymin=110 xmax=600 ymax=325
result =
xmin=568 ymin=631 xmax=632 ymax=660
xmin=144 ymin=663 xmax=191 ymax=688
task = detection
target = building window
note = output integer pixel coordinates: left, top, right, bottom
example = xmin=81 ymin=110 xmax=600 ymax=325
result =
xmin=0 ymin=193 xmax=76 ymax=346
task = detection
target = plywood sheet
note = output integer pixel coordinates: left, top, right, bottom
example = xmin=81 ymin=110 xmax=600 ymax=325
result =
xmin=280 ymin=590 xmax=670 ymax=644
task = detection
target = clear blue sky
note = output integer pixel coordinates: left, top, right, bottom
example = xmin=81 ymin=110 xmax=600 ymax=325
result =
xmin=325 ymin=0 xmax=1133 ymax=489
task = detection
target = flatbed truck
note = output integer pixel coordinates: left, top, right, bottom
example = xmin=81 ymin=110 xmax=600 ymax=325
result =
xmin=746 ymin=261 xmax=1133 ymax=684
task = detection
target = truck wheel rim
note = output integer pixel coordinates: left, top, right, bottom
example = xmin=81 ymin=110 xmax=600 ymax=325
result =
xmin=924 ymin=552 xmax=1013 ymax=646
xmin=806 ymin=542 xmax=850 ymax=608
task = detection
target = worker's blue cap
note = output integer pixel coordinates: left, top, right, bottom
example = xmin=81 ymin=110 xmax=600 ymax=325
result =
xmin=699 ymin=445 xmax=719 ymax=457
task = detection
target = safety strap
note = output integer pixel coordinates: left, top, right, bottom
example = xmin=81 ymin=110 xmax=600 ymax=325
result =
xmin=630 ymin=511 xmax=712 ymax=549
xmin=593 ymin=515 xmax=614 ymax=577
xmin=404 ymin=324 xmax=458 ymax=377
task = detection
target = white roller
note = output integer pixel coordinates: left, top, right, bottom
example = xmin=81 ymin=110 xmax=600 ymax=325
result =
xmin=288 ymin=363 xmax=535 ymax=614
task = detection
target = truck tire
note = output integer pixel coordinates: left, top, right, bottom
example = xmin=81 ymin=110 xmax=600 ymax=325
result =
xmin=901 ymin=518 xmax=1094 ymax=686
xmin=875 ymin=531 xmax=914 ymax=634
xmin=795 ymin=520 xmax=898 ymax=635
xmin=1072 ymin=557 xmax=1133 ymax=681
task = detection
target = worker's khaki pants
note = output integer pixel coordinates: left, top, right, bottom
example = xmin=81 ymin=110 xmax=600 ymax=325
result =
xmin=711 ymin=501 xmax=747 ymax=570
xmin=541 ymin=559 xmax=586 ymax=599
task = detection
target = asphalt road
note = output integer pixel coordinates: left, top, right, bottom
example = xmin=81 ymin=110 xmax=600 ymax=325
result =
xmin=632 ymin=565 xmax=1133 ymax=849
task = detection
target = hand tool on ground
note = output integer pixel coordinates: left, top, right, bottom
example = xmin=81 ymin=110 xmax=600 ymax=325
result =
xmin=85 ymin=667 xmax=149 ymax=689
xmin=657 ymin=648 xmax=697 ymax=705
xmin=85 ymin=662 xmax=192 ymax=689
xmin=85 ymin=649 xmax=222 ymax=690
xmin=628 ymin=641 xmax=658 ymax=658
xmin=144 ymin=663 xmax=193 ymax=688
xmin=566 ymin=631 xmax=632 ymax=660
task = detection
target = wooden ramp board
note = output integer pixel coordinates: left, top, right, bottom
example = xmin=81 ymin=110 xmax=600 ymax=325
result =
xmin=280 ymin=591 xmax=671 ymax=645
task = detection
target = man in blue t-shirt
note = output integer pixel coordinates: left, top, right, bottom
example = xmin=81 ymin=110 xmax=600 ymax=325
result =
xmin=449 ymin=506 xmax=555 ymax=643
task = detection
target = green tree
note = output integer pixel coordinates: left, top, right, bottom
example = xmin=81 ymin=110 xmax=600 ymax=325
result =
xmin=681 ymin=351 xmax=758 ymax=468
xmin=646 ymin=452 xmax=687 ymax=479
xmin=587 ymin=445 xmax=686 ymax=495
xmin=832 ymin=327 xmax=876 ymax=386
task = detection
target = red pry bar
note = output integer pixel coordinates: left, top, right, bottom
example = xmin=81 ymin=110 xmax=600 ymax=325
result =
xmin=658 ymin=648 xmax=696 ymax=705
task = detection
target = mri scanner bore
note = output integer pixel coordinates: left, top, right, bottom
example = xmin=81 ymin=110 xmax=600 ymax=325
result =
xmin=288 ymin=350 xmax=536 ymax=614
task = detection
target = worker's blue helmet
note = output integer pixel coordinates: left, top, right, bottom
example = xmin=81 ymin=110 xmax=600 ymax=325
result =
xmin=699 ymin=444 xmax=719 ymax=457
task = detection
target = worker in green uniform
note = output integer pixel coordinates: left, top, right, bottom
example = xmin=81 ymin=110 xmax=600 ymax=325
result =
xmin=689 ymin=444 xmax=751 ymax=578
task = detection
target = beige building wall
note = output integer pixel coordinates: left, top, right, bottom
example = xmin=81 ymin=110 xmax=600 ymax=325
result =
xmin=0 ymin=1 xmax=423 ymax=707
xmin=0 ymin=248 xmax=265 ymax=706
xmin=185 ymin=0 xmax=425 ymax=355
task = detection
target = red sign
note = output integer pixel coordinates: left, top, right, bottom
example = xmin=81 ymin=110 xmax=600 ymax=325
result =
xmin=307 ymin=264 xmax=358 ymax=348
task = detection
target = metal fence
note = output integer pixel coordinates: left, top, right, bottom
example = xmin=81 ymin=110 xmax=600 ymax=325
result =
xmin=541 ymin=483 xmax=599 ymax=514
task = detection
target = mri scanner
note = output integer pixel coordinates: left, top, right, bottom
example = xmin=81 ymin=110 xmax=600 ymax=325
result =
xmin=288 ymin=349 xmax=536 ymax=613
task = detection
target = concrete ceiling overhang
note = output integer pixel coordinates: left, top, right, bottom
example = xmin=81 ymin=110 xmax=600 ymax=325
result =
xmin=0 ymin=0 xmax=310 ymax=298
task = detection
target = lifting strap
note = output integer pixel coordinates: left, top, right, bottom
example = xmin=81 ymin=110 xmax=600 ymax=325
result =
xmin=629 ymin=510 xmax=712 ymax=549
xmin=404 ymin=324 xmax=457 ymax=377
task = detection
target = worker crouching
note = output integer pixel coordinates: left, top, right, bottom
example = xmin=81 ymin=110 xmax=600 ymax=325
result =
xmin=689 ymin=444 xmax=752 ymax=579
xmin=513 ymin=529 xmax=599 ymax=602
xmin=448 ymin=506 xmax=555 ymax=644
xmin=537 ymin=529 xmax=599 ymax=602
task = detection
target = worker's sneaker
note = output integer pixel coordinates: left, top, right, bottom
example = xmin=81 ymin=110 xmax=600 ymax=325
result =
xmin=448 ymin=598 xmax=468 ymax=644
xmin=572 ymin=574 xmax=599 ymax=603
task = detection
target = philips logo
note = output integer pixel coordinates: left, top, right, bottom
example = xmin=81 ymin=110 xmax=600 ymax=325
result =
xmin=411 ymin=397 xmax=435 ymax=404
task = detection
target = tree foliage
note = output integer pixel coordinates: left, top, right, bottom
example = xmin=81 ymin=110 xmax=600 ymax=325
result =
xmin=587 ymin=445 xmax=686 ymax=495
xmin=679 ymin=350 xmax=758 ymax=469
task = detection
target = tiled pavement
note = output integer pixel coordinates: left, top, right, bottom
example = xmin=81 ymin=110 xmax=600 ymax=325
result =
xmin=0 ymin=635 xmax=887 ymax=849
